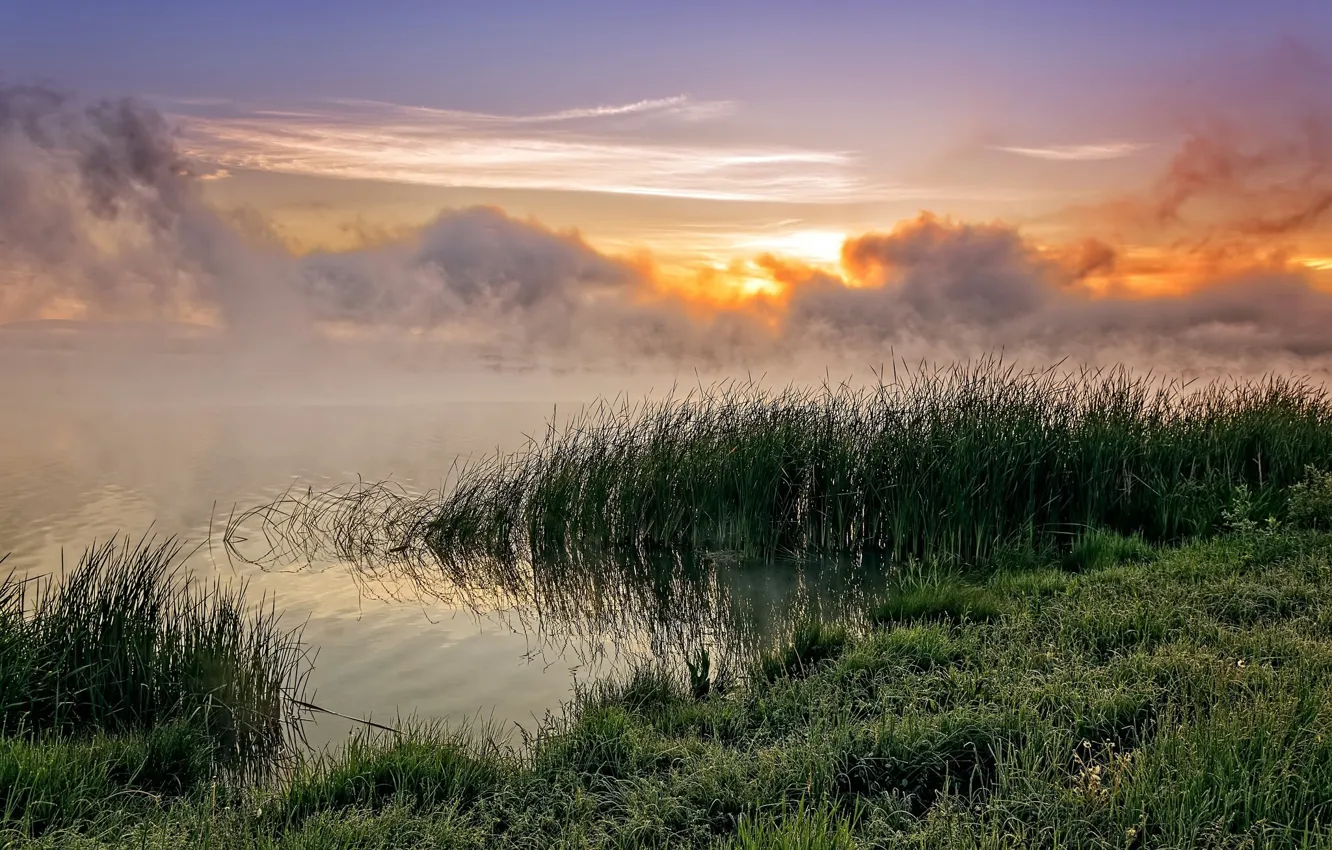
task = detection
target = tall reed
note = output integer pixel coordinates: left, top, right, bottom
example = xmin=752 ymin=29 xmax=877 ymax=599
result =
xmin=0 ymin=536 xmax=311 ymax=776
xmin=425 ymin=360 xmax=1332 ymax=562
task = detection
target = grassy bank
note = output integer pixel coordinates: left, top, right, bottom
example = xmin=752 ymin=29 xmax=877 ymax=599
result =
xmin=10 ymin=369 xmax=1332 ymax=847
xmin=422 ymin=363 xmax=1332 ymax=565
xmin=9 ymin=506 xmax=1332 ymax=846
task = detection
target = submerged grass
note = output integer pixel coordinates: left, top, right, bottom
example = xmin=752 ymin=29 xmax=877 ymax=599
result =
xmin=10 ymin=524 xmax=1332 ymax=847
xmin=419 ymin=361 xmax=1332 ymax=564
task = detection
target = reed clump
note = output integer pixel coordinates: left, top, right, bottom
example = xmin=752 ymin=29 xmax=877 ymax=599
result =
xmin=0 ymin=536 xmax=311 ymax=780
xmin=425 ymin=361 xmax=1332 ymax=563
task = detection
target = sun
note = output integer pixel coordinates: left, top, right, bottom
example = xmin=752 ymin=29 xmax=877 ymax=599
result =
xmin=736 ymin=229 xmax=848 ymax=269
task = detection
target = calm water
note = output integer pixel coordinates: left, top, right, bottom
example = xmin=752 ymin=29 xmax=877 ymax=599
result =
xmin=1 ymin=392 xmax=597 ymax=742
xmin=1 ymin=353 xmax=882 ymax=746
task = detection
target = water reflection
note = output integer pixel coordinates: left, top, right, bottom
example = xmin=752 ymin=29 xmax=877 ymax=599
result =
xmin=228 ymin=490 xmax=894 ymax=675
xmin=447 ymin=548 xmax=892 ymax=670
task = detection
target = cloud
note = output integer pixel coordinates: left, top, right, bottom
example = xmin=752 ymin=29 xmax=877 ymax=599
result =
xmin=995 ymin=141 xmax=1152 ymax=161
xmin=293 ymin=206 xmax=783 ymax=365
xmin=299 ymin=205 xmax=1332 ymax=368
xmin=6 ymin=82 xmax=1332 ymax=377
xmin=0 ymin=83 xmax=304 ymax=337
xmin=326 ymin=94 xmax=733 ymax=125
xmin=301 ymin=207 xmax=636 ymax=327
xmin=772 ymin=213 xmax=1332 ymax=368
xmin=169 ymin=96 xmax=863 ymax=203
xmin=0 ymin=85 xmax=735 ymax=362
xmin=1148 ymin=117 xmax=1332 ymax=236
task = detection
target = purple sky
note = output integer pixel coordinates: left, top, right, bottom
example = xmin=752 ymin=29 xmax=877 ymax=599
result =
xmin=4 ymin=0 xmax=1332 ymax=264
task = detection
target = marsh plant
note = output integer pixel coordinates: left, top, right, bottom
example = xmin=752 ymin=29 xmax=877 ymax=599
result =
xmin=0 ymin=536 xmax=311 ymax=778
xmin=420 ymin=361 xmax=1332 ymax=565
xmin=225 ymin=362 xmax=1332 ymax=583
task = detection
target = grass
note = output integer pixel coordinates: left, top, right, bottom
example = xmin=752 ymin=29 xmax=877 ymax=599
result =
xmin=0 ymin=721 xmax=223 ymax=836
xmin=0 ymin=536 xmax=311 ymax=790
xmin=758 ymin=620 xmax=850 ymax=681
xmin=409 ymin=361 xmax=1332 ymax=566
xmin=11 ymin=363 xmax=1332 ymax=847
xmin=1060 ymin=528 xmax=1156 ymax=572
xmin=724 ymin=803 xmax=858 ymax=849
xmin=869 ymin=580 xmax=1007 ymax=626
xmin=10 ymin=521 xmax=1332 ymax=847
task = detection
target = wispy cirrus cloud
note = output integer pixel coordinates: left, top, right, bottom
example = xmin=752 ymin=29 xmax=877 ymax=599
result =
xmin=169 ymin=96 xmax=865 ymax=203
xmin=328 ymin=94 xmax=735 ymax=125
xmin=995 ymin=141 xmax=1153 ymax=161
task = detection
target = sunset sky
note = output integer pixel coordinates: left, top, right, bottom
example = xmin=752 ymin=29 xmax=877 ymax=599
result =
xmin=5 ymin=1 xmax=1325 ymax=255
xmin=3 ymin=0 xmax=1332 ymax=365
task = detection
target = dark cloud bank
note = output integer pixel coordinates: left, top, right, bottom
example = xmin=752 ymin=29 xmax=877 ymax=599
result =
xmin=3 ymin=83 xmax=1332 ymax=381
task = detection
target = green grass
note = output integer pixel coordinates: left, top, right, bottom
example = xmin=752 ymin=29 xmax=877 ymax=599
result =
xmin=418 ymin=361 xmax=1332 ymax=564
xmin=724 ymin=803 xmax=857 ymax=849
xmin=1061 ymin=529 xmax=1156 ymax=573
xmin=11 ymin=378 xmax=1332 ymax=847
xmin=758 ymin=620 xmax=850 ymax=681
xmin=0 ymin=722 xmax=224 ymax=836
xmin=10 ymin=525 xmax=1332 ymax=847
xmin=870 ymin=580 xmax=1008 ymax=626
xmin=0 ymin=536 xmax=311 ymax=786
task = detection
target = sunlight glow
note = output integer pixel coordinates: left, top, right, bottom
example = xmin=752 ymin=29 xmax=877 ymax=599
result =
xmin=736 ymin=230 xmax=848 ymax=268
xmin=734 ymin=273 xmax=784 ymax=297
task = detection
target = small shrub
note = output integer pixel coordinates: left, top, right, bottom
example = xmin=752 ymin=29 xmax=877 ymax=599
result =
xmin=1222 ymin=484 xmax=1258 ymax=536
xmin=1287 ymin=466 xmax=1332 ymax=530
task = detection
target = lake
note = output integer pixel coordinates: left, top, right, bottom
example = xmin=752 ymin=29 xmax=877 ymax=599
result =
xmin=1 ymin=350 xmax=879 ymax=747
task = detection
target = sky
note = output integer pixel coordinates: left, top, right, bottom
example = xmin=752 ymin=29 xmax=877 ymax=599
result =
xmin=3 ymin=1 xmax=1332 ymax=371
